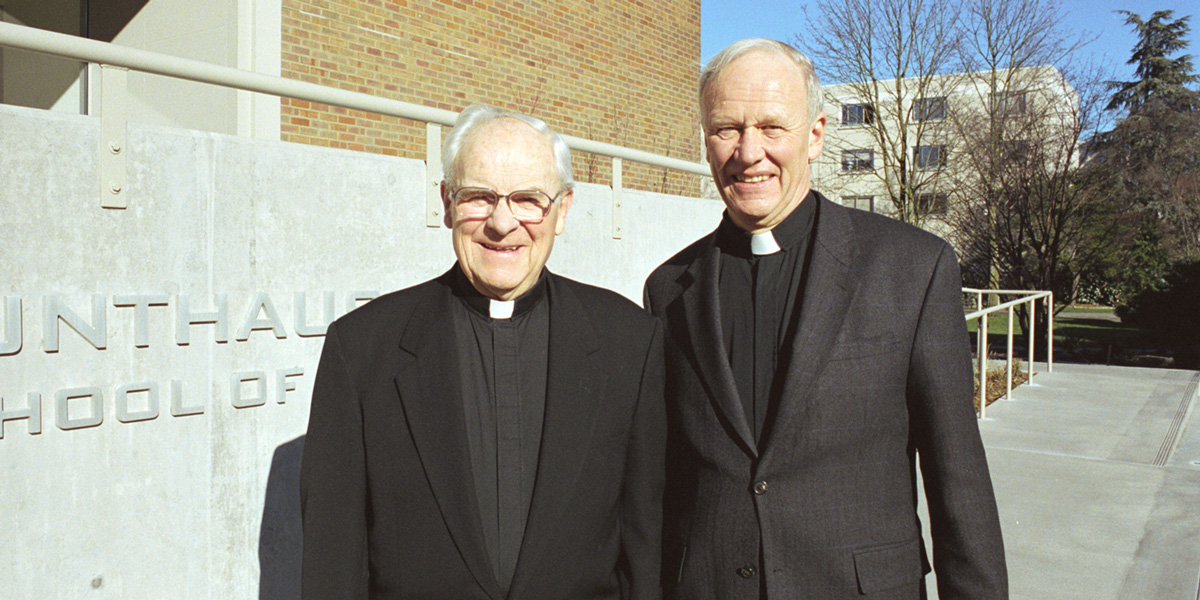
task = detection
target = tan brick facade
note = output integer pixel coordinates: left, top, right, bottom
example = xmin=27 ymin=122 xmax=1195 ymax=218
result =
xmin=280 ymin=0 xmax=703 ymax=194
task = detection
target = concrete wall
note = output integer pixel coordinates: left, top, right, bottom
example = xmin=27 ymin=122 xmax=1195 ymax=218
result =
xmin=0 ymin=103 xmax=721 ymax=599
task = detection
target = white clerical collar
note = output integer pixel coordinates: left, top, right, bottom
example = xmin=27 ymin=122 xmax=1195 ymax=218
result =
xmin=750 ymin=230 xmax=782 ymax=255
xmin=489 ymin=299 xmax=515 ymax=319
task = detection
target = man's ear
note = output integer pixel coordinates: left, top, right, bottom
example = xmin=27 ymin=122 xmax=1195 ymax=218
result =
xmin=808 ymin=112 xmax=827 ymax=162
xmin=441 ymin=182 xmax=453 ymax=229
xmin=554 ymin=190 xmax=574 ymax=236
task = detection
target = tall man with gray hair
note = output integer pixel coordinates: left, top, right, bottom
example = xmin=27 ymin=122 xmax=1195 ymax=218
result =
xmin=644 ymin=39 xmax=1007 ymax=599
xmin=301 ymin=104 xmax=665 ymax=600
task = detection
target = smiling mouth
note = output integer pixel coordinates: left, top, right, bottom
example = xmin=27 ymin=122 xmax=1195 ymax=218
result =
xmin=482 ymin=242 xmax=522 ymax=252
xmin=733 ymin=174 xmax=771 ymax=183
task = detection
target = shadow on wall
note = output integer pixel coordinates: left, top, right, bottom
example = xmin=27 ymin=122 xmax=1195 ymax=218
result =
xmin=259 ymin=435 xmax=305 ymax=600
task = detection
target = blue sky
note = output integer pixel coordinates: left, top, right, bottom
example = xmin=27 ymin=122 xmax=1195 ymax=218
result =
xmin=701 ymin=0 xmax=1200 ymax=83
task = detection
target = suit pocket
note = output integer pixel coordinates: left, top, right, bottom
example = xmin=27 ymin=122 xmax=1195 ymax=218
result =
xmin=852 ymin=538 xmax=924 ymax=594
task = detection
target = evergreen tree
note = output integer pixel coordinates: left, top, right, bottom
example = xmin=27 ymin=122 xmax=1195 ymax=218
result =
xmin=1107 ymin=10 xmax=1199 ymax=113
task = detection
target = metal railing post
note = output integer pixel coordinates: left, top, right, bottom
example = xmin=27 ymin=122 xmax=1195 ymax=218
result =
xmin=425 ymin=123 xmax=443 ymax=228
xmin=1006 ymin=305 xmax=1014 ymax=400
xmin=979 ymin=310 xmax=988 ymax=418
xmin=98 ymin=64 xmax=128 ymax=209
xmin=1028 ymin=298 xmax=1036 ymax=379
xmin=1048 ymin=292 xmax=1054 ymax=372
xmin=612 ymin=158 xmax=623 ymax=239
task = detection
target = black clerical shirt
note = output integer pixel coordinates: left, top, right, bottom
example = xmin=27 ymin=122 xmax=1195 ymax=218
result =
xmin=717 ymin=192 xmax=818 ymax=443
xmin=451 ymin=268 xmax=549 ymax=593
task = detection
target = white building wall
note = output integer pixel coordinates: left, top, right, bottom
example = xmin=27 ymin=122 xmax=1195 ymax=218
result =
xmin=0 ymin=1 xmax=87 ymax=114
xmin=97 ymin=0 xmax=281 ymax=139
xmin=2 ymin=0 xmax=280 ymax=139
xmin=813 ymin=66 xmax=1075 ymax=224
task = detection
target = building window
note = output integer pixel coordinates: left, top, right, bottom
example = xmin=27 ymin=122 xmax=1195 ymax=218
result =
xmin=914 ymin=145 xmax=946 ymax=169
xmin=914 ymin=96 xmax=946 ymax=121
xmin=843 ymin=195 xmax=874 ymax=212
xmin=917 ymin=192 xmax=948 ymax=215
xmin=990 ymin=91 xmax=1026 ymax=116
xmin=841 ymin=103 xmax=875 ymax=126
xmin=841 ymin=149 xmax=875 ymax=171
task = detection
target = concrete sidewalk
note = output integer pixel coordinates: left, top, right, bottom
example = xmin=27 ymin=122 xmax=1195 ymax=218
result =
xmin=967 ymin=362 xmax=1200 ymax=599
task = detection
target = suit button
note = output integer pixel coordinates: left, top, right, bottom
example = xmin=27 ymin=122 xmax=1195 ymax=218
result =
xmin=737 ymin=566 xmax=756 ymax=579
xmin=753 ymin=480 xmax=768 ymax=495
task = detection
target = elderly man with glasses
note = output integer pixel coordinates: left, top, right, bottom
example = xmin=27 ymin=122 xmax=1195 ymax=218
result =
xmin=300 ymin=104 xmax=665 ymax=600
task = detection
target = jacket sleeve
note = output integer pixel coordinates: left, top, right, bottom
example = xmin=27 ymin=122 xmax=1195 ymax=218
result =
xmin=907 ymin=243 xmax=1009 ymax=599
xmin=299 ymin=321 xmax=370 ymax=599
xmin=619 ymin=318 xmax=667 ymax=600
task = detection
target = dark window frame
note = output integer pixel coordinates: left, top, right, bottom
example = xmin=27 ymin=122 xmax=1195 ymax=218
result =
xmin=916 ymin=192 xmax=949 ymax=215
xmin=914 ymin=96 xmax=946 ymax=121
xmin=990 ymin=91 xmax=1027 ymax=116
xmin=841 ymin=103 xmax=875 ymax=126
xmin=914 ymin=145 xmax=946 ymax=170
xmin=842 ymin=195 xmax=875 ymax=212
xmin=841 ymin=148 xmax=875 ymax=171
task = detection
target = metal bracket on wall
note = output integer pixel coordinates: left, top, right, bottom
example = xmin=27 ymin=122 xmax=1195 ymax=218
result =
xmin=611 ymin=157 xmax=623 ymax=239
xmin=426 ymin=123 xmax=443 ymax=228
xmin=98 ymin=64 xmax=128 ymax=209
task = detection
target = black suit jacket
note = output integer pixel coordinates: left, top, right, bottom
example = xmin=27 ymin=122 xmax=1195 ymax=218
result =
xmin=301 ymin=268 xmax=665 ymax=600
xmin=644 ymin=194 xmax=1006 ymax=599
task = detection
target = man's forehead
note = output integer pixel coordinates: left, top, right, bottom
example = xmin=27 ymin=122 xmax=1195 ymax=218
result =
xmin=468 ymin=118 xmax=546 ymax=148
xmin=458 ymin=120 xmax=557 ymax=186
xmin=705 ymin=52 xmax=807 ymax=112
xmin=463 ymin=120 xmax=551 ymax=160
xmin=706 ymin=101 xmax=799 ymax=125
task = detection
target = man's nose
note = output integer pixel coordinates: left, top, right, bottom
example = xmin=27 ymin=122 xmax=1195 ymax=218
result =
xmin=485 ymin=197 xmax=521 ymax=236
xmin=735 ymin=129 xmax=765 ymax=163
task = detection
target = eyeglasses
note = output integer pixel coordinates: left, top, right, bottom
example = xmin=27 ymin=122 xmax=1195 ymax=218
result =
xmin=449 ymin=187 xmax=564 ymax=224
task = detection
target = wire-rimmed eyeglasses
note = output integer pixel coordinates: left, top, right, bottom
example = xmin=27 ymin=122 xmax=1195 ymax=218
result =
xmin=449 ymin=187 xmax=565 ymax=224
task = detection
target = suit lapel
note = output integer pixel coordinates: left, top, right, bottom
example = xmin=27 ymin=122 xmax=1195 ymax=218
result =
xmin=507 ymin=273 xmax=603 ymax=596
xmin=675 ymin=235 xmax=758 ymax=456
xmin=394 ymin=273 xmax=504 ymax=600
xmin=760 ymin=197 xmax=862 ymax=459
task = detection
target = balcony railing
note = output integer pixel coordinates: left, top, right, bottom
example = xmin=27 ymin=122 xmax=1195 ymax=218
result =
xmin=964 ymin=288 xmax=1054 ymax=418
xmin=0 ymin=21 xmax=711 ymax=237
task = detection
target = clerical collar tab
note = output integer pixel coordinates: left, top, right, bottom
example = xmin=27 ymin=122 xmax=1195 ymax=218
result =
xmin=489 ymin=299 xmax=515 ymax=319
xmin=750 ymin=231 xmax=782 ymax=255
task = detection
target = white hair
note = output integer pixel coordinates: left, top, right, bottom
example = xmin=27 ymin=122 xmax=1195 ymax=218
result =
xmin=699 ymin=39 xmax=824 ymax=125
xmin=441 ymin=104 xmax=574 ymax=191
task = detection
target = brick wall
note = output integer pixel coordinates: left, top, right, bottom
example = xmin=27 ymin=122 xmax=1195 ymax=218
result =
xmin=280 ymin=0 xmax=703 ymax=195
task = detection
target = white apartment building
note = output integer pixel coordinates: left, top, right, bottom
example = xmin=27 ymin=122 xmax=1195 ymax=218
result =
xmin=813 ymin=65 xmax=1079 ymax=231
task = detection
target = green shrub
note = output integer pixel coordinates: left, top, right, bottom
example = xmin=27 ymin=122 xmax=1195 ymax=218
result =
xmin=1117 ymin=258 xmax=1200 ymax=366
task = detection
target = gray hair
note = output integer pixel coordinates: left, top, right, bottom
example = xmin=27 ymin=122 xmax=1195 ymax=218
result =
xmin=441 ymin=104 xmax=574 ymax=191
xmin=699 ymin=39 xmax=824 ymax=126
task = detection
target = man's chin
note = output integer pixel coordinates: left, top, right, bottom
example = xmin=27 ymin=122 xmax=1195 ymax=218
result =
xmin=723 ymin=196 xmax=779 ymax=220
xmin=479 ymin=274 xmax=534 ymax=300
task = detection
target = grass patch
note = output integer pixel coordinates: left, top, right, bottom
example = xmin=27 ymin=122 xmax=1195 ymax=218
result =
xmin=966 ymin=305 xmax=1171 ymax=367
xmin=965 ymin=307 xmax=1154 ymax=349
xmin=1054 ymin=317 xmax=1149 ymax=348
xmin=1060 ymin=305 xmax=1115 ymax=314
xmin=965 ymin=313 xmax=1026 ymax=337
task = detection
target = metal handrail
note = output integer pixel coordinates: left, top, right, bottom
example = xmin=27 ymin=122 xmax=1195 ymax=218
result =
xmin=964 ymin=289 xmax=1054 ymax=418
xmin=0 ymin=21 xmax=711 ymax=177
